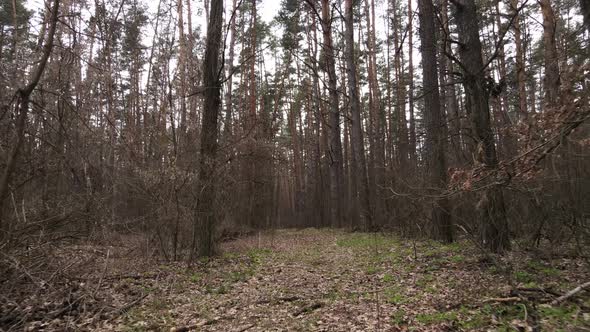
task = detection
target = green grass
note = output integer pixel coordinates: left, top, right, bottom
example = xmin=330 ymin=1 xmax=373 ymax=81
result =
xmin=514 ymin=270 xmax=533 ymax=283
xmin=390 ymin=309 xmax=407 ymax=325
xmin=336 ymin=233 xmax=399 ymax=249
xmin=526 ymin=260 xmax=560 ymax=276
xmin=450 ymin=254 xmax=466 ymax=263
xmin=416 ymin=311 xmax=457 ymax=325
xmin=384 ymin=287 xmax=407 ymax=304
xmin=188 ymin=272 xmax=203 ymax=283
xmin=381 ymin=273 xmax=395 ymax=283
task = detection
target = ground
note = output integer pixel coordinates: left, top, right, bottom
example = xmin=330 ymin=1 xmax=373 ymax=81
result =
xmin=2 ymin=229 xmax=589 ymax=331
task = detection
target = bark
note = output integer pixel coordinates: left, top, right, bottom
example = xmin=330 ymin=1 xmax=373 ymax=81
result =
xmin=224 ymin=0 xmax=238 ymax=139
xmin=393 ymin=2 xmax=409 ymax=171
xmin=344 ymin=0 xmax=373 ymax=229
xmin=418 ymin=0 xmax=453 ymax=243
xmin=451 ymin=0 xmax=511 ymax=253
xmin=193 ymin=0 xmax=223 ymax=258
xmin=440 ymin=0 xmax=463 ymax=165
xmin=510 ymin=0 xmax=528 ymax=118
xmin=540 ymin=0 xmax=560 ymax=108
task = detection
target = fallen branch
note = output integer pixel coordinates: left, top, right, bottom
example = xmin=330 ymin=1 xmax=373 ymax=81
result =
xmin=517 ymin=287 xmax=561 ymax=298
xmin=113 ymin=293 xmax=149 ymax=316
xmin=293 ymin=302 xmax=323 ymax=317
xmin=551 ymin=281 xmax=590 ymax=305
xmin=483 ymin=297 xmax=522 ymax=303
xmin=169 ymin=325 xmax=198 ymax=332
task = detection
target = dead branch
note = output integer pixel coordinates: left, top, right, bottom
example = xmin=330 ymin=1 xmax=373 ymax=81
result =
xmin=551 ymin=281 xmax=590 ymax=305
xmin=483 ymin=297 xmax=522 ymax=303
xmin=293 ymin=302 xmax=323 ymax=317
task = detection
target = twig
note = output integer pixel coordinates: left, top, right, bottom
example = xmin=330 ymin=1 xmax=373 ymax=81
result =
xmin=169 ymin=325 xmax=198 ymax=332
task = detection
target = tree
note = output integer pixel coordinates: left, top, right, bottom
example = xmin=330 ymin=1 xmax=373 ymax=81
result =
xmin=418 ymin=0 xmax=453 ymax=242
xmin=193 ymin=0 xmax=223 ymax=257
xmin=319 ymin=0 xmax=345 ymax=227
xmin=344 ymin=0 xmax=373 ymax=229
xmin=0 ymin=0 xmax=60 ymax=233
xmin=451 ymin=0 xmax=511 ymax=253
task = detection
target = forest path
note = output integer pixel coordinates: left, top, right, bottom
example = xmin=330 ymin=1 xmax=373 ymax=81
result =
xmin=109 ymin=229 xmax=589 ymax=331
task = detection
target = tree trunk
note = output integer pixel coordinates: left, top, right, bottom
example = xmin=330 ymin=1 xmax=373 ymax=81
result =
xmin=344 ymin=0 xmax=373 ymax=230
xmin=193 ymin=0 xmax=223 ymax=258
xmin=224 ymin=0 xmax=238 ymax=139
xmin=540 ymin=0 xmax=560 ymax=108
xmin=0 ymin=0 xmax=60 ymax=233
xmin=452 ymin=0 xmax=511 ymax=253
xmin=510 ymin=0 xmax=528 ymax=119
xmin=321 ymin=0 xmax=345 ymax=227
xmin=419 ymin=0 xmax=453 ymax=243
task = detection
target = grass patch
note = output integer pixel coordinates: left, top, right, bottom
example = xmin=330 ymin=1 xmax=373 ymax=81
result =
xmin=415 ymin=311 xmax=457 ymax=325
xmin=390 ymin=309 xmax=407 ymax=325
xmin=381 ymin=273 xmax=395 ymax=283
xmin=514 ymin=270 xmax=533 ymax=283
xmin=188 ymin=272 xmax=203 ymax=283
xmin=538 ymin=304 xmax=586 ymax=327
xmin=384 ymin=287 xmax=407 ymax=304
xmin=416 ymin=274 xmax=435 ymax=287
xmin=366 ymin=265 xmax=380 ymax=275
xmin=336 ymin=233 xmax=399 ymax=249
xmin=526 ymin=260 xmax=560 ymax=277
xmin=450 ymin=254 xmax=466 ymax=263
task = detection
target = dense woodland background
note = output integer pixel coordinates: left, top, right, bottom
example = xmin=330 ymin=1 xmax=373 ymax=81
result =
xmin=0 ymin=0 xmax=589 ymax=259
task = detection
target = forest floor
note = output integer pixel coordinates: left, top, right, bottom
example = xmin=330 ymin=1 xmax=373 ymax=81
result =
xmin=2 ymin=229 xmax=590 ymax=331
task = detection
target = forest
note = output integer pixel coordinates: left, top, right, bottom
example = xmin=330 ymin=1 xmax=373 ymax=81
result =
xmin=0 ymin=0 xmax=589 ymax=330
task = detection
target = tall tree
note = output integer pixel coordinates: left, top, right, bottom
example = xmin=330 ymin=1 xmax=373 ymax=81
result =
xmin=344 ymin=0 xmax=373 ymax=229
xmin=320 ymin=0 xmax=345 ymax=227
xmin=451 ymin=0 xmax=511 ymax=253
xmin=418 ymin=0 xmax=453 ymax=242
xmin=194 ymin=0 xmax=223 ymax=257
